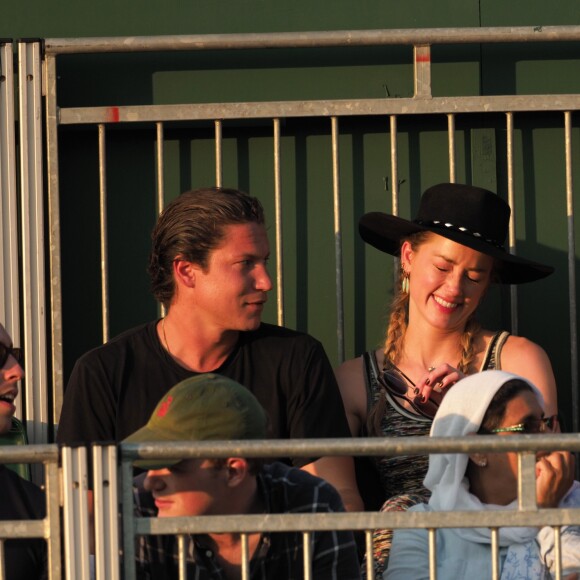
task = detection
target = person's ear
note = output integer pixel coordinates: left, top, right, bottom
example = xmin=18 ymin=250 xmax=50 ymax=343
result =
xmin=224 ymin=457 xmax=249 ymax=487
xmin=469 ymin=453 xmax=488 ymax=468
xmin=466 ymin=432 xmax=488 ymax=467
xmin=173 ymin=258 xmax=197 ymax=288
xmin=400 ymin=240 xmax=414 ymax=271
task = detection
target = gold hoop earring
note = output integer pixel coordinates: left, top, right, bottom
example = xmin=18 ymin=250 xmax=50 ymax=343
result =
xmin=401 ymin=268 xmax=410 ymax=294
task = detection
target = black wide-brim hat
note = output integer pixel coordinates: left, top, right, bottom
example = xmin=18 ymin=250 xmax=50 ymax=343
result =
xmin=359 ymin=183 xmax=554 ymax=284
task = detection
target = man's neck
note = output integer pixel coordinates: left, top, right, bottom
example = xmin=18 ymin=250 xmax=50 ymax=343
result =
xmin=206 ymin=480 xmax=264 ymax=579
xmin=159 ymin=309 xmax=240 ymax=373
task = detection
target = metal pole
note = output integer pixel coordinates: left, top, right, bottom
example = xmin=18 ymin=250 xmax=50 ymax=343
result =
xmin=505 ymin=112 xmax=518 ymax=334
xmin=447 ymin=113 xmax=456 ymax=183
xmin=564 ymin=111 xmax=579 ymax=434
xmin=215 ymin=119 xmax=222 ymax=187
xmin=331 ymin=116 xmax=345 ymax=363
xmin=273 ymin=118 xmax=285 ymax=326
xmin=98 ymin=124 xmax=110 ymax=343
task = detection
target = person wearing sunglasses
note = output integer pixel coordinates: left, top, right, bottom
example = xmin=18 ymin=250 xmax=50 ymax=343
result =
xmin=386 ymin=370 xmax=579 ymax=580
xmin=0 ymin=323 xmax=47 ymax=579
xmin=334 ymin=183 xmax=558 ymax=574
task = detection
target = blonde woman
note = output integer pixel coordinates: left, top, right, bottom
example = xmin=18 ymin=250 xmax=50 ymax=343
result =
xmin=335 ymin=183 xmax=557 ymax=573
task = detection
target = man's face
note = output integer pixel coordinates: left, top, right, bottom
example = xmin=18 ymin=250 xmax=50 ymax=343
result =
xmin=0 ymin=324 xmax=23 ymax=434
xmin=143 ymin=459 xmax=225 ymax=518
xmin=186 ymin=222 xmax=272 ymax=333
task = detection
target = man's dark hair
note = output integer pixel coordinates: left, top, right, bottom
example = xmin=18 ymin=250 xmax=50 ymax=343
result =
xmin=478 ymin=379 xmax=534 ymax=433
xmin=148 ymin=187 xmax=265 ymax=307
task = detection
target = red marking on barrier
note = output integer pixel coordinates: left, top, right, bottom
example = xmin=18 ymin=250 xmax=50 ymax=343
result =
xmin=109 ymin=107 xmax=120 ymax=123
xmin=415 ymin=54 xmax=431 ymax=63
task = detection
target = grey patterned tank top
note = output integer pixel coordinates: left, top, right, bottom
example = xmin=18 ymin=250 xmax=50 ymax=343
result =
xmin=363 ymin=330 xmax=509 ymax=501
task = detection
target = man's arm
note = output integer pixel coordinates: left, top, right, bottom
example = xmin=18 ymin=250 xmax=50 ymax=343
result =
xmin=285 ymin=338 xmax=363 ymax=511
xmin=302 ymin=457 xmax=363 ymax=512
xmin=309 ymin=479 xmax=362 ymax=579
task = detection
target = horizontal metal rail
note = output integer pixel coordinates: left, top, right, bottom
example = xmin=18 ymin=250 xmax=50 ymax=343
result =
xmin=135 ymin=509 xmax=580 ymax=535
xmin=121 ymin=436 xmax=580 ymax=580
xmin=121 ymin=433 xmax=580 ymax=461
xmin=59 ymin=94 xmax=580 ymax=125
xmin=44 ymin=25 xmax=580 ymax=55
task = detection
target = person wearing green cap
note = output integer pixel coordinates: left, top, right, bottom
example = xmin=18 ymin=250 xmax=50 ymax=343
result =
xmin=58 ymin=187 xmax=362 ymax=513
xmin=125 ymin=374 xmax=361 ymax=579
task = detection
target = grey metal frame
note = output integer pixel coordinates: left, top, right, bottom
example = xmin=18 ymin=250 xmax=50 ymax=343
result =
xmin=37 ymin=27 xmax=580 ymax=435
xmin=18 ymin=41 xmax=50 ymax=450
xmin=0 ymin=41 xmax=21 ymax=414
xmin=119 ymin=435 xmax=580 ymax=580
xmin=0 ymin=446 xmax=62 ymax=579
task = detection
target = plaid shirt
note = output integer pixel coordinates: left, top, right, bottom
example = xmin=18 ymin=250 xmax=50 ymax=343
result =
xmin=134 ymin=462 xmax=361 ymax=579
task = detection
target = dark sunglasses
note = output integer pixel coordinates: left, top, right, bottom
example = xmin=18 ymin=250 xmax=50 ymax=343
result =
xmin=377 ymin=362 xmax=439 ymax=420
xmin=489 ymin=415 xmax=559 ymax=435
xmin=0 ymin=344 xmax=23 ymax=369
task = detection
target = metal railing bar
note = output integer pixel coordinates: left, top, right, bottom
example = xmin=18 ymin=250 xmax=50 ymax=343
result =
xmin=132 ymin=508 xmax=580 ymax=535
xmin=0 ymin=445 xmax=59 ymax=462
xmin=44 ymin=52 xmax=64 ymax=428
xmin=490 ymin=528 xmax=499 ymax=580
xmin=120 ymin=433 xmax=580 ymax=460
xmin=505 ymin=112 xmax=518 ymax=334
xmin=177 ymin=534 xmax=186 ymax=580
xmin=365 ymin=530 xmax=374 ymax=579
xmin=121 ymin=456 xmax=137 ymax=580
xmin=554 ymin=526 xmax=563 ymax=580
xmin=241 ymin=533 xmax=250 ymax=580
xmin=45 ymin=459 xmax=62 ymax=579
xmin=447 ymin=113 xmax=455 ymax=183
xmin=331 ymin=116 xmax=345 ymax=363
xmin=155 ymin=121 xmax=164 ymax=214
xmin=98 ymin=124 xmax=110 ymax=343
xmin=565 ymin=110 xmax=579 ymax=434
xmin=0 ymin=41 xmax=20 ymax=378
xmin=42 ymin=26 xmax=580 ymax=55
xmin=389 ymin=114 xmax=399 ymax=288
xmin=427 ymin=528 xmax=436 ymax=580
xmin=215 ymin=119 xmax=222 ymax=187
xmin=302 ymin=531 xmax=312 ymax=580
xmin=0 ymin=521 xmax=45 ymax=537
xmin=273 ymin=118 xmax=284 ymax=327
xmin=18 ymin=40 xmax=49 ymax=450
xmin=57 ymin=94 xmax=580 ymax=125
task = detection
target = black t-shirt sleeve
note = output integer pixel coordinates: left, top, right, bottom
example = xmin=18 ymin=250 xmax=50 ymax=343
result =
xmin=56 ymin=351 xmax=117 ymax=445
xmin=284 ymin=339 xmax=352 ymax=466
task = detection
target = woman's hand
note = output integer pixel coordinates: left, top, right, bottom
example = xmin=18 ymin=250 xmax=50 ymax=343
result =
xmin=412 ymin=364 xmax=465 ymax=407
xmin=536 ymin=450 xmax=575 ymax=508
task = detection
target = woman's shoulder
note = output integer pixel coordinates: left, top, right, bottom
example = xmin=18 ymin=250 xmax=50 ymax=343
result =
xmin=500 ymin=333 xmax=550 ymax=364
xmin=335 ymin=349 xmax=383 ymax=384
xmin=335 ymin=355 xmax=364 ymax=387
xmin=335 ymin=351 xmax=381 ymax=435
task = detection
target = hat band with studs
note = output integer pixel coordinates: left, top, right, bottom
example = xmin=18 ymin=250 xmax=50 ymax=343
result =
xmin=415 ymin=219 xmax=505 ymax=250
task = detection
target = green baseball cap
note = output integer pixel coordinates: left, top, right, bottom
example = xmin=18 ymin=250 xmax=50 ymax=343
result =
xmin=123 ymin=373 xmax=268 ymax=470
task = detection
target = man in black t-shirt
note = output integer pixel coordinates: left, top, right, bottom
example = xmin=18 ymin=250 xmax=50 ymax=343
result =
xmin=57 ymin=187 xmax=362 ymax=512
xmin=0 ymin=323 xmax=47 ymax=579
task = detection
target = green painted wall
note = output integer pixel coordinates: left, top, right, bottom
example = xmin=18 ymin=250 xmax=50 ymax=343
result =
xmin=3 ymin=1 xmax=580 ymax=427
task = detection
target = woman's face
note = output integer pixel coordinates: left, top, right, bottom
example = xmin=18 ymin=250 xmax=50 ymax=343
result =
xmin=401 ymin=233 xmax=493 ymax=333
xmin=480 ymin=390 xmax=545 ymax=505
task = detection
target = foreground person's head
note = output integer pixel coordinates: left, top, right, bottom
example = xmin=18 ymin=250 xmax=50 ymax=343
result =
xmin=124 ymin=373 xmax=268 ymax=517
xmin=425 ymin=370 xmax=556 ymax=508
